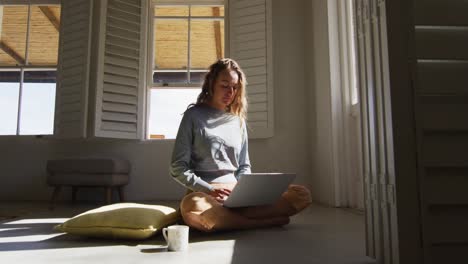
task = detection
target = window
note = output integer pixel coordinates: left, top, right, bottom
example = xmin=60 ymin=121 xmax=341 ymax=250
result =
xmin=148 ymin=2 xmax=225 ymax=139
xmin=0 ymin=3 xmax=60 ymax=135
xmin=52 ymin=0 xmax=271 ymax=140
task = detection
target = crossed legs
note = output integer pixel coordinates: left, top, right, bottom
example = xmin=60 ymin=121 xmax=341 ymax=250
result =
xmin=179 ymin=184 xmax=312 ymax=232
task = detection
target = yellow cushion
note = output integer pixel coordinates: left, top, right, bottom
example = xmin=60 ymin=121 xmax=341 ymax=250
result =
xmin=54 ymin=203 xmax=180 ymax=240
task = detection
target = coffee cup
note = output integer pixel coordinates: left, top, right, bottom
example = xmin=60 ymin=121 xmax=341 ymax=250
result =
xmin=162 ymin=225 xmax=189 ymax=251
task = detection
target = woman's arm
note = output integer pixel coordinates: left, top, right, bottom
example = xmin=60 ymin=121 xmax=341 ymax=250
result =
xmin=235 ymin=123 xmax=252 ymax=179
xmin=170 ymin=112 xmax=214 ymax=193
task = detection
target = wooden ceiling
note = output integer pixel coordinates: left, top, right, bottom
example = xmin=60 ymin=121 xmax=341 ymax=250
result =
xmin=0 ymin=5 xmax=224 ymax=70
xmin=0 ymin=5 xmax=60 ymax=66
xmin=154 ymin=6 xmax=225 ymax=70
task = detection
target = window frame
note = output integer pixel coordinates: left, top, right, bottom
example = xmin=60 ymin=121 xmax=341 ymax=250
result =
xmin=148 ymin=0 xmax=226 ymax=88
xmin=0 ymin=1 xmax=60 ymax=136
xmin=146 ymin=0 xmax=226 ymax=140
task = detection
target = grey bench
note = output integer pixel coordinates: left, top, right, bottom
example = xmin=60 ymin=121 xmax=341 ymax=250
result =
xmin=46 ymin=157 xmax=130 ymax=209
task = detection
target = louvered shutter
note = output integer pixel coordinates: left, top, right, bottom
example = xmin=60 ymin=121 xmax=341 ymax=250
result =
xmin=375 ymin=0 xmax=400 ymax=262
xmin=229 ymin=0 xmax=273 ymax=138
xmin=356 ymin=0 xmax=377 ymax=259
xmin=414 ymin=0 xmax=468 ymax=262
xmin=54 ymin=0 xmax=93 ymax=138
xmin=356 ymin=0 xmax=400 ymax=263
xmin=93 ymin=0 xmax=147 ymax=139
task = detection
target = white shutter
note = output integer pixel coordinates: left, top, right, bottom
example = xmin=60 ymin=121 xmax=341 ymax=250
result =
xmin=376 ymin=0 xmax=400 ymax=262
xmin=93 ymin=0 xmax=147 ymax=139
xmin=229 ymin=0 xmax=273 ymax=138
xmin=356 ymin=0 xmax=399 ymax=263
xmin=370 ymin=0 xmax=399 ymax=263
xmin=356 ymin=0 xmax=378 ymax=259
xmin=54 ymin=0 xmax=93 ymax=138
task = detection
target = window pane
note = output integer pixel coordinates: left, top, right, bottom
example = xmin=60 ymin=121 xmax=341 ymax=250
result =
xmin=28 ymin=6 xmax=60 ymax=66
xmin=0 ymin=6 xmax=28 ymax=66
xmin=191 ymin=20 xmax=224 ymax=69
xmin=0 ymin=72 xmax=20 ymax=135
xmin=190 ymin=71 xmax=207 ymax=84
xmin=148 ymin=89 xmax=200 ymax=139
xmin=153 ymin=71 xmax=206 ymax=85
xmin=19 ymin=71 xmax=56 ymax=135
xmin=191 ymin=6 xmax=224 ymax=17
xmin=153 ymin=71 xmax=188 ymax=84
xmin=154 ymin=19 xmax=188 ymax=70
xmin=155 ymin=6 xmax=188 ymax=17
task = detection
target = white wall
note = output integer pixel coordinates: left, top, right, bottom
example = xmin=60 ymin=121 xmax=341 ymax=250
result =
xmin=0 ymin=0 xmax=311 ymax=202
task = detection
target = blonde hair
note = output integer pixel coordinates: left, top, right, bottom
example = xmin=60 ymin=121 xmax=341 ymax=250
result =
xmin=194 ymin=58 xmax=248 ymax=121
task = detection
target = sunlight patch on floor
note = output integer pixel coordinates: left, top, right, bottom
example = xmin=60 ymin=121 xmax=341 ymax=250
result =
xmin=190 ymin=239 xmax=236 ymax=247
xmin=4 ymin=218 xmax=68 ymax=225
xmin=0 ymin=233 xmax=64 ymax=243
xmin=0 ymin=227 xmax=31 ymax=232
xmin=189 ymin=239 xmax=236 ymax=263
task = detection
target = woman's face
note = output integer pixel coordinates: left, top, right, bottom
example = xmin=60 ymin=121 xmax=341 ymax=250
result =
xmin=209 ymin=69 xmax=239 ymax=111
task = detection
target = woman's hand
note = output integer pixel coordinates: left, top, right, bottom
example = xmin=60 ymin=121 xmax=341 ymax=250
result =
xmin=209 ymin=187 xmax=232 ymax=203
xmin=209 ymin=183 xmax=236 ymax=203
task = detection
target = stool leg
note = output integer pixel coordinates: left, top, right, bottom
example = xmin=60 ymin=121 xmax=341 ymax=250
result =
xmin=71 ymin=187 xmax=78 ymax=204
xmin=118 ymin=187 xmax=125 ymax=202
xmin=106 ymin=187 xmax=112 ymax=204
xmin=49 ymin=186 xmax=62 ymax=210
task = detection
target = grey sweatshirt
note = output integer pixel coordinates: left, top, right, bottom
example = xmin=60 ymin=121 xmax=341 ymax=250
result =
xmin=170 ymin=104 xmax=251 ymax=193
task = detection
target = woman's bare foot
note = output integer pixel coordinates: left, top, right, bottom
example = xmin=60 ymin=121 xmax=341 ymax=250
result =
xmin=281 ymin=184 xmax=312 ymax=213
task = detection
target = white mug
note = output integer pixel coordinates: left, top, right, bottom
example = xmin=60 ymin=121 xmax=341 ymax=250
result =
xmin=162 ymin=225 xmax=189 ymax=251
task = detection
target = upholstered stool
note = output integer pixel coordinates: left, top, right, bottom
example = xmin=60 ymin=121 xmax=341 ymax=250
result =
xmin=47 ymin=157 xmax=131 ymax=209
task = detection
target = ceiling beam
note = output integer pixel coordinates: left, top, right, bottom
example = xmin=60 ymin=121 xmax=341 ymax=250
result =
xmin=212 ymin=7 xmax=222 ymax=59
xmin=0 ymin=41 xmax=25 ymax=65
xmin=39 ymin=6 xmax=59 ymax=32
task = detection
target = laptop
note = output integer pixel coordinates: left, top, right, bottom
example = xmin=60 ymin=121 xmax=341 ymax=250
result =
xmin=223 ymin=173 xmax=296 ymax=208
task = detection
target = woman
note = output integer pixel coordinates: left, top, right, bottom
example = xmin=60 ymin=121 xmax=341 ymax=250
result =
xmin=170 ymin=58 xmax=311 ymax=232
